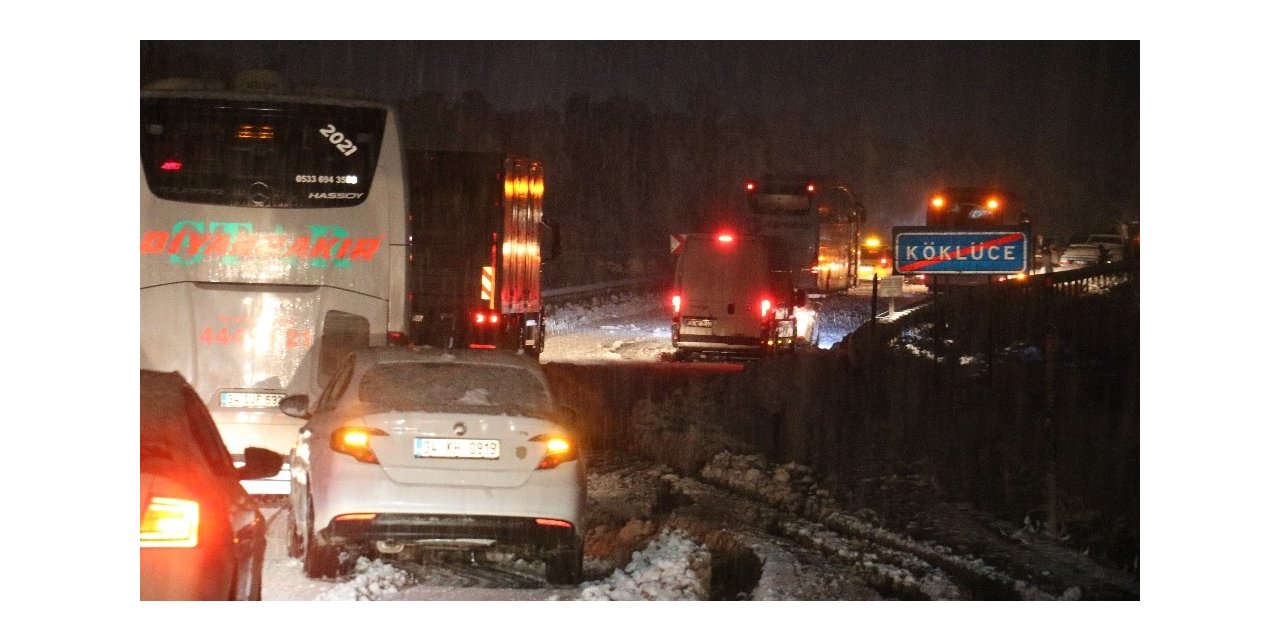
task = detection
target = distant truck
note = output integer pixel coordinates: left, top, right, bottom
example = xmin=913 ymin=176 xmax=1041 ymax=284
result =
xmin=669 ymin=231 xmax=814 ymax=360
xmin=404 ymin=150 xmax=558 ymax=359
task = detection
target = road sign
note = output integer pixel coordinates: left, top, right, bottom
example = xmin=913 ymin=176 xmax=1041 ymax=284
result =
xmin=879 ymin=275 xmax=904 ymax=297
xmin=892 ymin=227 xmax=1029 ymax=275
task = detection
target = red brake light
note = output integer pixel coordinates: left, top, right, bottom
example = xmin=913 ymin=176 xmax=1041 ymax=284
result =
xmin=745 ymin=180 xmax=757 ymax=192
xmin=535 ymin=518 xmax=574 ymax=529
xmin=489 ymin=313 xmax=500 ymax=324
xmin=717 ymin=233 xmax=734 ymax=244
xmin=760 ymin=298 xmax=772 ymax=317
xmin=931 ymin=195 xmax=945 ymax=209
xmin=474 ymin=312 xmax=486 ymax=325
xmin=140 ymin=497 xmax=200 ymax=548
xmin=160 ymin=160 xmax=183 ymax=171
xmin=986 ymin=197 xmax=1001 ymax=210
xmin=672 ymin=294 xmax=682 ymax=314
xmin=806 ymin=182 xmax=816 ymax=193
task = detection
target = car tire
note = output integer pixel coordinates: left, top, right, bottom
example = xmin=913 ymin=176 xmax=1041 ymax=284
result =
xmin=286 ymin=508 xmax=303 ymax=559
xmin=302 ymin=494 xmax=341 ymax=578
xmin=544 ymin=539 xmax=584 ymax=585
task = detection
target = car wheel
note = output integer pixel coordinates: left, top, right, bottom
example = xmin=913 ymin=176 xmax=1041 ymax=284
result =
xmin=544 ymin=539 xmax=583 ymax=585
xmin=286 ymin=506 xmax=304 ymax=559
xmin=302 ymin=494 xmax=340 ymax=578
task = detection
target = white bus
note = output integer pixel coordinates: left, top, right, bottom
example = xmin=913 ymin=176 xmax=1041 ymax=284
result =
xmin=140 ymin=71 xmax=407 ymax=495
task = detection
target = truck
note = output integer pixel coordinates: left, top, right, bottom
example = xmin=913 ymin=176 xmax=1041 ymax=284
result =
xmin=742 ymin=174 xmax=863 ymax=293
xmin=404 ymin=150 xmax=557 ymax=359
xmin=669 ymin=231 xmax=814 ymax=360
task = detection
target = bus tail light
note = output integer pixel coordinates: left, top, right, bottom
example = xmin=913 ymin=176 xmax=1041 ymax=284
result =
xmin=331 ymin=426 xmax=387 ymax=464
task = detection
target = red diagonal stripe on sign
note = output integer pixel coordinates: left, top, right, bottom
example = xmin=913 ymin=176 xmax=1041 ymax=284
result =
xmin=900 ymin=232 xmax=1024 ymax=272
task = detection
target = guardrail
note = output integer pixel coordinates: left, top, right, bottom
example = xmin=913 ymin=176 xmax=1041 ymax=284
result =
xmin=543 ymin=276 xmax=667 ymax=304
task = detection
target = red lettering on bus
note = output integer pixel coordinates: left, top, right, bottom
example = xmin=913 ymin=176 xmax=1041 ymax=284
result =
xmin=203 ymin=233 xmax=231 ymax=257
xmin=286 ymin=236 xmax=312 ymax=258
xmin=168 ymin=229 xmax=206 ymax=256
xmin=336 ymin=238 xmax=352 ymax=259
xmin=140 ymin=231 xmax=168 ymax=254
xmin=230 ymin=233 xmax=257 ymax=256
xmin=310 ymin=236 xmax=340 ymax=258
xmin=348 ymin=238 xmax=381 ymax=261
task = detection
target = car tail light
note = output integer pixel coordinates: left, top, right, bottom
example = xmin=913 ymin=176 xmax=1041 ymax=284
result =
xmin=535 ymin=518 xmax=574 ymax=529
xmin=531 ymin=434 xmax=577 ymax=469
xmin=160 ymin=160 xmax=183 ymax=172
xmin=331 ymin=426 xmax=388 ymax=464
xmin=140 ymin=496 xmax=200 ymax=548
xmin=717 ymin=233 xmax=735 ymax=244
xmin=931 ymin=195 xmax=946 ymax=209
xmin=986 ymin=197 xmax=1001 ymax=210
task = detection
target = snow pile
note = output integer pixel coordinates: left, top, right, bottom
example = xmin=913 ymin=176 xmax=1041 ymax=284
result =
xmin=699 ymin=451 xmax=1081 ymax=600
xmin=576 ymin=529 xmax=711 ymax=600
xmin=318 ymin=557 xmax=415 ymax=601
xmin=546 ymin=292 xmax=659 ymax=333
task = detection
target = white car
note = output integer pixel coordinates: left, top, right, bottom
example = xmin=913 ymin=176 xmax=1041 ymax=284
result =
xmin=1086 ymin=234 xmax=1125 ymax=262
xmin=280 ymin=346 xmax=585 ymax=584
xmin=1057 ymin=244 xmax=1103 ymax=271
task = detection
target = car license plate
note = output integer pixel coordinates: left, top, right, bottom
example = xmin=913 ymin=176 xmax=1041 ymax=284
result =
xmin=414 ymin=438 xmax=500 ymax=460
xmin=685 ymin=318 xmax=713 ymax=328
xmin=219 ymin=391 xmax=286 ymax=409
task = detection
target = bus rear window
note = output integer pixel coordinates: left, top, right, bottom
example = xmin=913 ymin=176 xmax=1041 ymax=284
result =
xmin=141 ymin=98 xmax=386 ymax=208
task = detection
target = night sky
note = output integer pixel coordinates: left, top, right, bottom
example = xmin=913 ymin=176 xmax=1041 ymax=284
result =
xmin=141 ymin=40 xmax=1138 ymax=237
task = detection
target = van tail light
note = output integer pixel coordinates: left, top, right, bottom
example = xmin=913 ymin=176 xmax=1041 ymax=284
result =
xmin=760 ymin=298 xmax=772 ymax=318
xmin=531 ymin=434 xmax=577 ymax=469
xmin=671 ymin=294 xmax=682 ymax=314
xmin=140 ymin=497 xmax=200 ymax=548
xmin=331 ymin=426 xmax=388 ymax=464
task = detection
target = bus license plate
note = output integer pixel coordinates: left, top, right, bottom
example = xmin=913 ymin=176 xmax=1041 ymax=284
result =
xmin=219 ymin=391 xmax=286 ymax=409
xmin=414 ymin=438 xmax=500 ymax=460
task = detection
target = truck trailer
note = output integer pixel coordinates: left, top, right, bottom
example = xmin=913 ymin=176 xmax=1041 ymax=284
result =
xmin=405 ymin=150 xmax=555 ymax=358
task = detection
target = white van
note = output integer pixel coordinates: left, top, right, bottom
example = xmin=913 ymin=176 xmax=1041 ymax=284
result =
xmin=670 ymin=232 xmax=810 ymax=360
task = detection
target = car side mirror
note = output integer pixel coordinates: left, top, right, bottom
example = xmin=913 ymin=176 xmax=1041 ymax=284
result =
xmin=238 ymin=446 xmax=283 ymax=481
xmin=279 ymin=394 xmax=312 ymax=419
